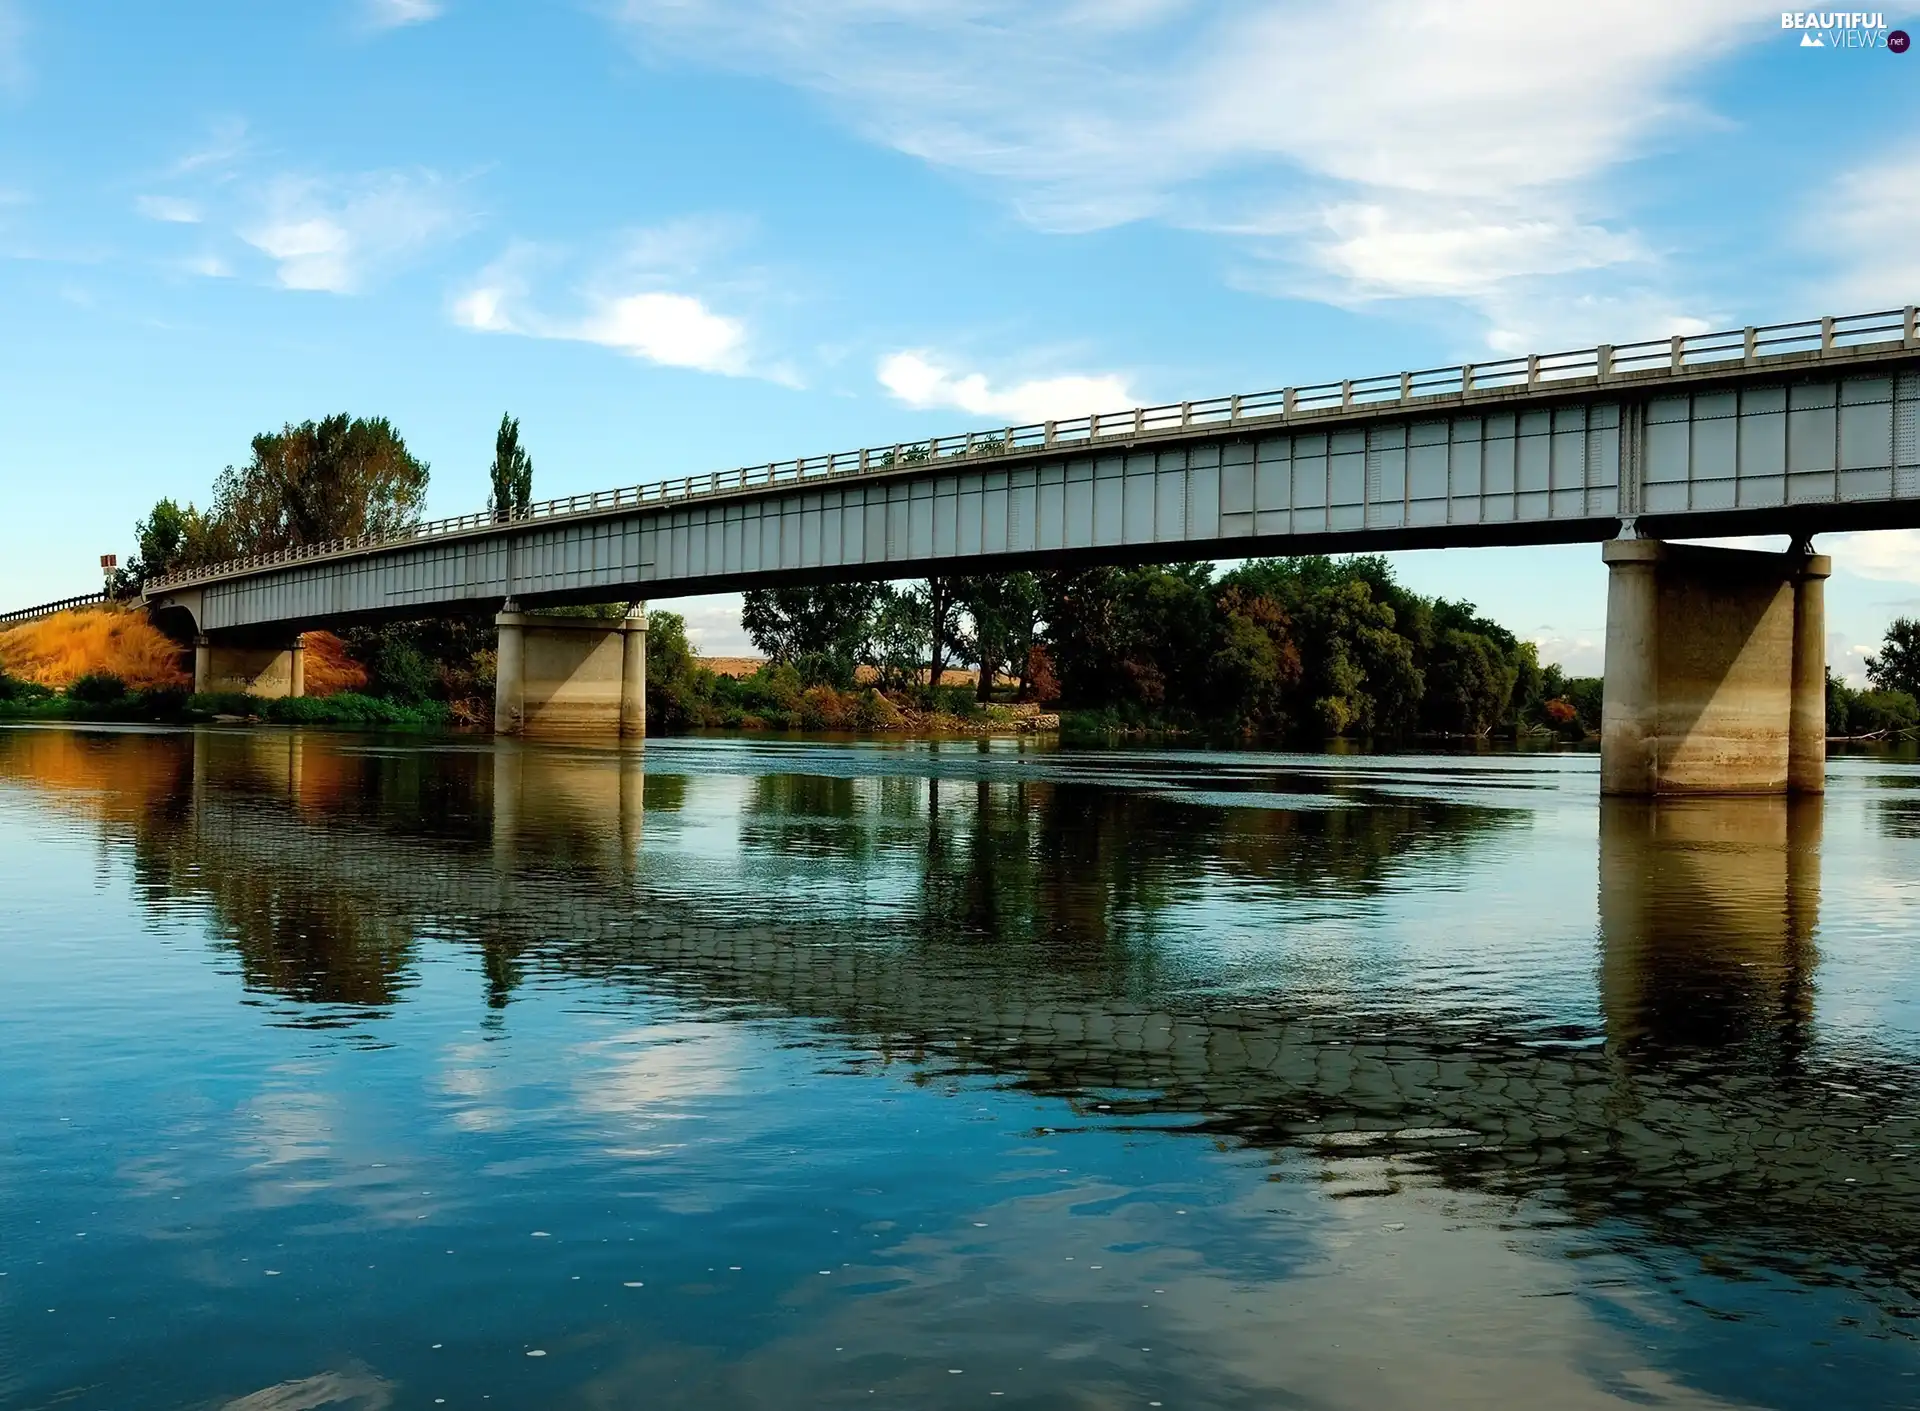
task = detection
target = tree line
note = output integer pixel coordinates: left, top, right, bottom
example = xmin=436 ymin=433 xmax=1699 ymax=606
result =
xmin=650 ymin=555 xmax=1599 ymax=740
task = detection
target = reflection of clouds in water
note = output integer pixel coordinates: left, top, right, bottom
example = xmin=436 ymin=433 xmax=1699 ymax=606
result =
xmin=239 ymin=1087 xmax=338 ymax=1170
xmin=221 ymin=1367 xmax=392 ymax=1410
xmin=435 ymin=1039 xmax=516 ymax=1134
xmin=571 ymin=1022 xmax=748 ymax=1195
xmin=639 ymin=1153 xmax=1749 ymax=1411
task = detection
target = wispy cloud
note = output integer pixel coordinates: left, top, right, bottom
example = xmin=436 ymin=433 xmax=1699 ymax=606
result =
xmin=136 ymin=194 xmax=202 ymax=224
xmin=241 ymin=171 xmax=464 ymax=293
xmin=0 ymin=0 xmax=26 ymax=95
xmin=612 ymin=1 xmax=1775 ymax=345
xmin=167 ymin=117 xmax=250 ymax=179
xmin=876 ymin=350 xmax=1133 ymax=422
xmin=452 ymin=223 xmax=766 ymax=377
xmin=1811 ymin=145 xmax=1920 ymax=311
xmin=363 ymin=0 xmax=444 ymax=30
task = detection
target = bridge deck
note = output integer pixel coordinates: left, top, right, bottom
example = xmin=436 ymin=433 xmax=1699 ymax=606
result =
xmin=140 ymin=309 xmax=1920 ymax=634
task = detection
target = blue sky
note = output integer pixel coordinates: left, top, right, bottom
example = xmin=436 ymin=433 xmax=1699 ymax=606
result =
xmin=1 ymin=1 xmax=1915 ymax=674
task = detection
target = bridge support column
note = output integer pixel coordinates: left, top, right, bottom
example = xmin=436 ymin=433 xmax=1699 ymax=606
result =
xmin=1601 ymin=539 xmax=1830 ymax=796
xmin=621 ymin=605 xmax=648 ymax=739
xmin=493 ymin=608 xmax=649 ymax=738
xmin=193 ymin=633 xmax=306 ymax=699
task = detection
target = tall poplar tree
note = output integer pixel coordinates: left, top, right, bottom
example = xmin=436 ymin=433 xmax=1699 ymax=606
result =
xmin=488 ymin=413 xmax=534 ymax=522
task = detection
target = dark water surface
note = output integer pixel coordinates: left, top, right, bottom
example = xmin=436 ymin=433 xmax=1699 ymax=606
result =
xmin=4 ymin=727 xmax=1920 ymax=1410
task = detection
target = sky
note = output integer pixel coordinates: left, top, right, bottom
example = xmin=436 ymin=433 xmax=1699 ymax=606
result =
xmin=0 ymin=1 xmax=1916 ymax=675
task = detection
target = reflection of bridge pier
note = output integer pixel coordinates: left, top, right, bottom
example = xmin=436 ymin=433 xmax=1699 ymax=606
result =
xmin=490 ymin=740 xmax=646 ymax=873
xmin=1599 ymin=795 xmax=1820 ymax=1062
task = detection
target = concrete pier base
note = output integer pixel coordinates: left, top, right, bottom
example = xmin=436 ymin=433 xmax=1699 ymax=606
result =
xmin=192 ymin=633 xmax=306 ymax=698
xmin=493 ymin=606 xmax=648 ymax=737
xmin=1600 ymin=540 xmax=1829 ymax=796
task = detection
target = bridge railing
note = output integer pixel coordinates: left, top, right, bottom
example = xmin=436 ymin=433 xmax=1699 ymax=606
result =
xmin=0 ymin=591 xmax=108 ymax=625
xmin=144 ymin=305 xmax=1920 ymax=593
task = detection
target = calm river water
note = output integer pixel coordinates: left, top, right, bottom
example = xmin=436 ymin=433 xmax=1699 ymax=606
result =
xmin=3 ymin=726 xmax=1920 ymax=1410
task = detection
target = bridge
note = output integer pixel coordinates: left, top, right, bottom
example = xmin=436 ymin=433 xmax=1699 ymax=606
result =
xmin=131 ymin=306 xmax=1920 ymax=791
xmin=4 ymin=725 xmax=1916 ymax=1327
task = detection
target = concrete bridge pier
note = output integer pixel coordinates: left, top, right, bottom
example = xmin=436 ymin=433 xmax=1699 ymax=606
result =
xmin=192 ymin=632 xmax=306 ymax=698
xmin=1601 ymin=539 xmax=1830 ymax=796
xmin=493 ymin=604 xmax=648 ymax=737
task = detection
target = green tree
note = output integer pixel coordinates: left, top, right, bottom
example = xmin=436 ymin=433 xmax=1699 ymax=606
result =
xmin=741 ymin=583 xmax=883 ymax=687
xmin=209 ymin=414 xmax=429 ymax=553
xmin=955 ymin=573 xmax=1044 ymax=702
xmin=488 ymin=413 xmax=535 ymax=522
xmin=1866 ymin=618 xmax=1920 ymax=699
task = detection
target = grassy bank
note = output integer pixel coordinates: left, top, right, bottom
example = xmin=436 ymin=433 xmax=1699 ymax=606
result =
xmin=0 ymin=675 xmax=449 ymax=728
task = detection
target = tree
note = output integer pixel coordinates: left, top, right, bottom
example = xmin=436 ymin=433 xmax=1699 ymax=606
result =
xmin=1866 ymin=618 xmax=1920 ymax=699
xmin=488 ymin=413 xmax=534 ymax=522
xmin=741 ymin=583 xmax=883 ymax=686
xmin=955 ymin=573 xmax=1043 ymax=702
xmin=208 ymin=414 xmax=429 ymax=553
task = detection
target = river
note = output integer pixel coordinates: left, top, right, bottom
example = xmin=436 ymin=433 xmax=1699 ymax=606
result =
xmin=3 ymin=726 xmax=1918 ymax=1409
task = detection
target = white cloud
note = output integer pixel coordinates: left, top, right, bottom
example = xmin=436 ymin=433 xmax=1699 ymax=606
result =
xmin=136 ymin=194 xmax=202 ymax=224
xmin=364 ymin=0 xmax=443 ymax=29
xmin=241 ymin=171 xmax=462 ymax=293
xmin=1828 ymin=529 xmax=1920 ymax=586
xmin=452 ymin=227 xmax=763 ymax=377
xmin=1812 ymin=148 xmax=1920 ymax=310
xmin=877 ymin=350 xmax=1134 ymax=423
xmin=612 ymin=1 xmax=1774 ymax=339
xmin=572 ymin=292 xmax=746 ymax=372
xmin=166 ymin=117 xmax=250 ymax=178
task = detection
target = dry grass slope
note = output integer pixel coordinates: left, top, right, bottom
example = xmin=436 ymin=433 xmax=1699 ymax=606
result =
xmin=0 ymin=607 xmax=190 ymax=690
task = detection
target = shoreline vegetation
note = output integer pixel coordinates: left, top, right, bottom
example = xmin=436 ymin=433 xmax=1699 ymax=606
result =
xmin=15 ymin=405 xmax=1919 ymax=745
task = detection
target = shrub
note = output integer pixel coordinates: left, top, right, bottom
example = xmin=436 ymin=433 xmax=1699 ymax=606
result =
xmin=366 ymin=638 xmax=436 ymax=704
xmin=67 ymin=671 xmax=129 ymax=705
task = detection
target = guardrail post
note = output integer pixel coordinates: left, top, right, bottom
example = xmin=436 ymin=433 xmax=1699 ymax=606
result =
xmin=1340 ymin=380 xmax=1353 ymax=411
xmin=1670 ymin=335 xmax=1684 ymax=372
xmin=1090 ymin=413 xmax=1101 ymax=439
xmin=1526 ymin=354 xmax=1540 ymax=388
xmin=1133 ymin=408 xmax=1145 ymax=437
xmin=1044 ymin=421 xmax=1057 ymax=447
xmin=1180 ymin=401 xmax=1192 ymax=428
xmin=1906 ymin=307 xmax=1918 ymax=346
xmin=1596 ymin=344 xmax=1612 ymax=381
xmin=1461 ymin=364 xmax=1474 ymax=394
xmin=1743 ymin=326 xmax=1758 ymax=360
xmin=1282 ymin=388 xmax=1297 ymax=417
xmin=1228 ymin=394 xmax=1241 ymax=422
xmin=1399 ymin=372 xmax=1412 ymax=402
xmin=1821 ymin=315 xmax=1836 ymax=352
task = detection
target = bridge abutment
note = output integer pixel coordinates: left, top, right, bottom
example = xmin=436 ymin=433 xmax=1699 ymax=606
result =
xmin=493 ymin=606 xmax=647 ymax=737
xmin=1600 ymin=540 xmax=1829 ymax=796
xmin=192 ymin=632 xmax=306 ymax=699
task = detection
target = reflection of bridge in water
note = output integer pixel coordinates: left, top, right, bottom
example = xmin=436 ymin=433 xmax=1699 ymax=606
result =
xmin=5 ymin=727 xmax=1917 ymax=1317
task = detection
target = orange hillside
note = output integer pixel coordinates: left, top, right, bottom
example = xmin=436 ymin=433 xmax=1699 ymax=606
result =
xmin=0 ymin=608 xmax=369 ymax=695
xmin=301 ymin=631 xmax=367 ymax=695
xmin=0 ymin=606 xmax=190 ymax=690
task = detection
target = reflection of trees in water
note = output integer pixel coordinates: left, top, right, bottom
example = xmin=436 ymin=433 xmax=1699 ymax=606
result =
xmin=14 ymin=728 xmax=1920 ymax=1325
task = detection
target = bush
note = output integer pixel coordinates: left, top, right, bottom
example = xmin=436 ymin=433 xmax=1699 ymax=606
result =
xmin=366 ymin=638 xmax=436 ymax=704
xmin=67 ymin=671 xmax=129 ymax=705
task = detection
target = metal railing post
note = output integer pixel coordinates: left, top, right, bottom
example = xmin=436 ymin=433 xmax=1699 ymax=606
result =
xmin=1399 ymin=372 xmax=1412 ymax=402
xmin=1228 ymin=394 xmax=1241 ymax=422
xmin=1743 ymin=326 xmax=1758 ymax=360
xmin=1821 ymin=315 xmax=1836 ymax=352
xmin=1526 ymin=354 xmax=1540 ymax=388
xmin=1461 ymin=365 xmax=1474 ymax=394
xmin=1340 ymin=380 xmax=1353 ymax=411
xmin=1670 ymin=335 xmax=1684 ymax=372
xmin=1282 ymin=388 xmax=1297 ymax=417
xmin=1906 ymin=306 xmax=1918 ymax=346
xmin=1596 ymin=344 xmax=1612 ymax=381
